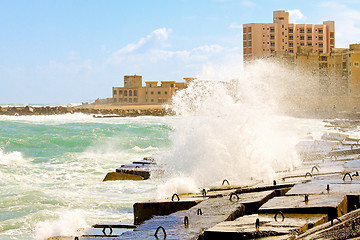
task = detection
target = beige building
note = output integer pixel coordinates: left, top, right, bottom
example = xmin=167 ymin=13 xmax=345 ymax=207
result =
xmin=112 ymin=75 xmax=193 ymax=105
xmin=273 ymin=44 xmax=360 ymax=97
xmin=243 ymin=10 xmax=335 ymax=61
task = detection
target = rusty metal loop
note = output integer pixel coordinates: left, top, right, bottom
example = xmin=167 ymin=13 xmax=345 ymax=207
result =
xmin=74 ymin=237 xmax=79 ymax=240
xmin=102 ymin=225 xmax=113 ymax=236
xmin=343 ymin=172 xmax=353 ymax=181
xmin=135 ymin=166 xmax=140 ymax=168
xmin=353 ymin=171 xmax=359 ymax=177
xmin=331 ymin=218 xmax=342 ymax=226
xmin=255 ymin=218 xmax=260 ymax=231
xmin=184 ymin=216 xmax=189 ymax=227
xmin=274 ymin=211 xmax=285 ymax=221
xmin=305 ymin=172 xmax=312 ymax=178
xmin=229 ymin=192 xmax=240 ymax=201
xmin=171 ymin=193 xmax=180 ymax=201
xmin=201 ymin=188 xmax=206 ymax=197
xmin=222 ymin=179 xmax=230 ymax=186
xmin=197 ymin=208 xmax=203 ymax=215
xmin=273 ymin=180 xmax=276 ymax=186
xmin=154 ymin=226 xmax=166 ymax=239
xmin=327 ymin=184 xmax=330 ymax=192
xmin=311 ymin=166 xmax=319 ymax=173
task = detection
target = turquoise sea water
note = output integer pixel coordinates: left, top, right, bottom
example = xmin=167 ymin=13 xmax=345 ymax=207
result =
xmin=0 ymin=114 xmax=173 ymax=240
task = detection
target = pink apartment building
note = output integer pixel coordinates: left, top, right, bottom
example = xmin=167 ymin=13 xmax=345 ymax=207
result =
xmin=243 ymin=10 xmax=335 ymax=61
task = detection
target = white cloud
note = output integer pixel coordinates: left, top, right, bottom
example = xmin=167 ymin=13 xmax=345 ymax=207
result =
xmin=229 ymin=22 xmax=243 ymax=29
xmin=287 ymin=9 xmax=306 ymax=23
xmin=114 ymin=27 xmax=172 ymax=55
xmin=319 ymin=2 xmax=360 ymax=47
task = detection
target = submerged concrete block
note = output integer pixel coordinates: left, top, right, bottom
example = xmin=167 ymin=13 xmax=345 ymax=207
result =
xmin=204 ymin=213 xmax=327 ymax=240
xmin=103 ymin=172 xmax=145 ymax=181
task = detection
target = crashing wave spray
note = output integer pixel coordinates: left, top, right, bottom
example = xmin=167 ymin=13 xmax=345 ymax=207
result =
xmin=157 ymin=59 xmax=303 ymax=197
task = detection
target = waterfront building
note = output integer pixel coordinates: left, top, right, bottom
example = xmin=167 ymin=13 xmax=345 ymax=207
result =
xmin=273 ymin=44 xmax=360 ymax=97
xmin=243 ymin=10 xmax=335 ymax=61
xmin=111 ymin=75 xmax=193 ymax=105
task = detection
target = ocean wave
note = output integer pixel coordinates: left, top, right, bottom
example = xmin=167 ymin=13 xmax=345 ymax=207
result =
xmin=0 ymin=148 xmax=31 ymax=165
xmin=132 ymin=146 xmax=159 ymax=152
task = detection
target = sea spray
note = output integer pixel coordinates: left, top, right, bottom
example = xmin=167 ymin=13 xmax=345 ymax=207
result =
xmin=158 ymin=60 xmax=302 ymax=195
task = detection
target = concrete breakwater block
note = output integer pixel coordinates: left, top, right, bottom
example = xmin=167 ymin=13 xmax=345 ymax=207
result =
xmin=103 ymin=171 xmax=145 ymax=181
xmin=203 ymin=213 xmax=327 ymax=240
xmin=121 ymin=195 xmax=247 ymax=240
xmin=258 ymin=194 xmax=347 ymax=220
xmin=133 ymin=198 xmax=205 ymax=224
xmin=286 ymin=181 xmax=360 ymax=196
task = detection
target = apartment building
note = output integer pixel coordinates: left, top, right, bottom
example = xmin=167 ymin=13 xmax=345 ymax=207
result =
xmin=273 ymin=44 xmax=360 ymax=96
xmin=112 ymin=75 xmax=193 ymax=105
xmin=243 ymin=10 xmax=335 ymax=61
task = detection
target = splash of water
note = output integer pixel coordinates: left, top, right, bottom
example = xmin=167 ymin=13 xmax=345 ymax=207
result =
xmin=158 ymin=60 xmax=302 ymax=195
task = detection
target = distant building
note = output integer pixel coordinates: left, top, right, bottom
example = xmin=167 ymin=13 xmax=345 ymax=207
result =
xmin=243 ymin=10 xmax=335 ymax=61
xmin=112 ymin=75 xmax=194 ymax=105
xmin=273 ymin=44 xmax=360 ymax=96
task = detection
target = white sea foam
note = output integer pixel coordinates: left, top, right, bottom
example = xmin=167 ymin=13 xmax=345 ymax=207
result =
xmin=132 ymin=146 xmax=159 ymax=152
xmin=34 ymin=210 xmax=89 ymax=240
xmin=0 ymin=148 xmax=31 ymax=165
xmin=159 ymin=60 xmax=303 ymax=193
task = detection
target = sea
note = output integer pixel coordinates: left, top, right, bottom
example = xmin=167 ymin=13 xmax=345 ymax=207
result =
xmin=1 ymin=63 xmax=357 ymax=239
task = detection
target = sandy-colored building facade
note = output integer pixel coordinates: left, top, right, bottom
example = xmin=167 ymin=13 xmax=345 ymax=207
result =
xmin=273 ymin=44 xmax=360 ymax=97
xmin=112 ymin=75 xmax=193 ymax=105
xmin=243 ymin=10 xmax=335 ymax=61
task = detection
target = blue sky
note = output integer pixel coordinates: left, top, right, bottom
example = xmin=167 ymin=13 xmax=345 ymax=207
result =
xmin=1 ymin=0 xmax=360 ymax=104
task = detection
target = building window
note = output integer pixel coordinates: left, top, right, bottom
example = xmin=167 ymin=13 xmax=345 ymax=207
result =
xmin=113 ymin=90 xmax=117 ymax=95
xmin=289 ymin=35 xmax=293 ymax=40
xmin=151 ymin=91 xmax=154 ymax=95
xmin=149 ymin=84 xmax=152 ymax=87
xmin=270 ymin=28 xmax=275 ymax=33
xmin=307 ymin=29 xmax=312 ymax=33
xmin=270 ymin=42 xmax=275 ymax=47
xmin=319 ymin=29 xmax=323 ymax=34
xmin=270 ymin=35 xmax=275 ymax=40
xmin=124 ymin=90 xmax=128 ymax=96
xmin=289 ymin=42 xmax=293 ymax=47
xmin=243 ymin=42 xmax=247 ymax=47
xmin=129 ymin=98 xmax=132 ymax=102
xmin=134 ymin=90 xmax=137 ymax=96
xmin=289 ymin=49 xmax=294 ymax=53
xmin=119 ymin=90 xmax=122 ymax=95
xmin=158 ymin=91 xmax=161 ymax=95
xmin=114 ymin=98 xmax=117 ymax=102
xmin=119 ymin=98 xmax=123 ymax=102
xmin=300 ymin=29 xmax=304 ymax=33
xmin=308 ymin=36 xmax=312 ymax=40
xmin=165 ymin=91 xmax=168 ymax=95
xmin=319 ymin=36 xmax=323 ymax=41
xmin=151 ymin=99 xmax=154 ymax=102
xmin=129 ymin=90 xmax=132 ymax=96
xmin=300 ymin=42 xmax=304 ymax=46
xmin=124 ymin=98 xmax=127 ymax=102
xmin=134 ymin=98 xmax=138 ymax=102
xmin=158 ymin=99 xmax=162 ymax=103
xmin=307 ymin=42 xmax=312 ymax=46
xmin=319 ymin=43 xmax=323 ymax=48
xmin=289 ymin=28 xmax=293 ymax=33
xmin=300 ymin=36 xmax=304 ymax=40
xmin=171 ymin=84 xmax=174 ymax=87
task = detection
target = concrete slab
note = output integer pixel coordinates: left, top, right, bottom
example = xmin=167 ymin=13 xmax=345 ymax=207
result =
xmin=133 ymin=197 xmax=205 ymax=224
xmin=286 ymin=181 xmax=360 ymax=196
xmin=120 ymin=195 xmax=246 ymax=240
xmin=204 ymin=213 xmax=327 ymax=240
xmin=103 ymin=171 xmax=144 ymax=181
xmin=259 ymin=194 xmax=347 ymax=219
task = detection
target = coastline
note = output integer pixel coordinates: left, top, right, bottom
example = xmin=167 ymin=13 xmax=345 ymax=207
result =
xmin=0 ymin=104 xmax=172 ymax=117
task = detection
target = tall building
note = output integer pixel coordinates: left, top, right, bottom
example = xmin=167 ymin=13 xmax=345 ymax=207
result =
xmin=243 ymin=10 xmax=335 ymax=61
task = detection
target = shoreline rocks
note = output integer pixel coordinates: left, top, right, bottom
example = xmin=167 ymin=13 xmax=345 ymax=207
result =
xmin=0 ymin=105 xmax=172 ymax=117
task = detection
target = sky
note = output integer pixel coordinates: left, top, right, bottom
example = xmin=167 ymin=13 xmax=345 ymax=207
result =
xmin=1 ymin=0 xmax=360 ymax=104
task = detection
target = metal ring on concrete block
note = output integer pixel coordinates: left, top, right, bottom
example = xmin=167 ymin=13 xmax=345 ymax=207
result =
xmin=74 ymin=237 xmax=79 ymax=240
xmin=222 ymin=179 xmax=230 ymax=186
xmin=197 ymin=208 xmax=203 ymax=215
xmin=305 ymin=194 xmax=309 ymax=203
xmin=255 ymin=218 xmax=260 ymax=231
xmin=229 ymin=192 xmax=240 ymax=201
xmin=184 ymin=216 xmax=189 ymax=227
xmin=273 ymin=180 xmax=276 ymax=186
xmin=331 ymin=218 xmax=342 ymax=226
xmin=311 ymin=166 xmax=319 ymax=173
xmin=327 ymin=184 xmax=330 ymax=192
xmin=305 ymin=172 xmax=312 ymax=178
xmin=353 ymin=171 xmax=359 ymax=177
xmin=171 ymin=193 xmax=180 ymax=201
xmin=102 ymin=225 xmax=113 ymax=236
xmin=274 ymin=211 xmax=285 ymax=221
xmin=201 ymin=188 xmax=206 ymax=197
xmin=343 ymin=172 xmax=353 ymax=181
xmin=154 ymin=226 xmax=166 ymax=239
